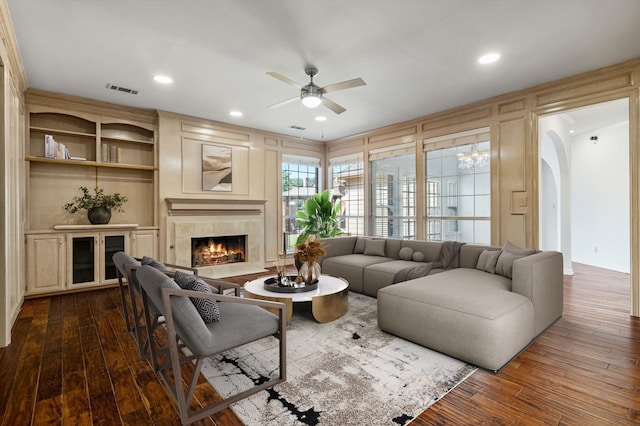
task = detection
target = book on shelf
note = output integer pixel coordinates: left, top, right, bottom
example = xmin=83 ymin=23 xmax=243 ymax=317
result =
xmin=101 ymin=143 xmax=121 ymax=162
xmin=44 ymin=134 xmax=55 ymax=158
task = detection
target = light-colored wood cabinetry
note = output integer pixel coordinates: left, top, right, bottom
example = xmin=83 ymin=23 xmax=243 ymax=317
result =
xmin=25 ymin=227 xmax=141 ymax=296
xmin=26 ymin=234 xmax=66 ymax=294
xmin=132 ymin=229 xmax=158 ymax=259
xmin=25 ymin=90 xmax=159 ymax=296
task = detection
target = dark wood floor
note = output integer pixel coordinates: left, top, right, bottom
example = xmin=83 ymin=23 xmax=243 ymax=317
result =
xmin=0 ymin=263 xmax=638 ymax=425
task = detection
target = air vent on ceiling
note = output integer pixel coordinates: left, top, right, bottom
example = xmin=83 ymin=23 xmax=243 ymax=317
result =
xmin=106 ymin=83 xmax=139 ymax=95
xmin=289 ymin=125 xmax=306 ymax=131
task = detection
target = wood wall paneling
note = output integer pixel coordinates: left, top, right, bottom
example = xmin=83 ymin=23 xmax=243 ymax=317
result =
xmin=497 ymin=117 xmax=527 ymax=247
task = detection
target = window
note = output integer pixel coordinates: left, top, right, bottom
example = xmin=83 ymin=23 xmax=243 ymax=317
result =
xmin=424 ymin=130 xmax=490 ymax=244
xmin=370 ymin=151 xmax=416 ymax=239
xmin=282 ymin=155 xmax=320 ymax=251
xmin=328 ymin=155 xmax=365 ymax=236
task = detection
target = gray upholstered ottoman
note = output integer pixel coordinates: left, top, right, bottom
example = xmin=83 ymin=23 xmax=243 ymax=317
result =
xmin=377 ymin=268 xmax=534 ymax=371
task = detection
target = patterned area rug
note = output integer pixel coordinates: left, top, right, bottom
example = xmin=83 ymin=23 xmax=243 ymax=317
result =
xmin=201 ymin=292 xmax=476 ymax=425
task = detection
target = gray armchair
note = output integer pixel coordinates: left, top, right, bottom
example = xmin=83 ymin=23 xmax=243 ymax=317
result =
xmin=112 ymin=251 xmax=235 ymax=367
xmin=136 ymin=265 xmax=286 ymax=424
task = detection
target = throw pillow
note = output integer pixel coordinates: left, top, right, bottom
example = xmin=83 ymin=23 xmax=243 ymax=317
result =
xmin=399 ymin=247 xmax=414 ymax=261
xmin=141 ymin=256 xmax=167 ymax=271
xmin=353 ymin=238 xmax=367 ymax=254
xmin=475 ymin=249 xmax=502 ymax=274
xmin=173 ymin=270 xmax=219 ymax=294
xmin=412 ymin=251 xmax=425 ymax=262
xmin=363 ymin=239 xmax=386 ymax=257
xmin=186 ymin=279 xmax=221 ymax=323
xmin=495 ymin=241 xmax=537 ymax=278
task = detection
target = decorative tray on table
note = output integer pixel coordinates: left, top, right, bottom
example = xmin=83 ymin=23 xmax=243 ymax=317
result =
xmin=263 ymin=275 xmax=318 ymax=293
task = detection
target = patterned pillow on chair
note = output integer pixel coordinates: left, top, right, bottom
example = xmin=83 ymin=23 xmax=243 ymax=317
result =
xmin=187 ymin=280 xmax=221 ymax=323
xmin=174 ymin=270 xmax=220 ymax=322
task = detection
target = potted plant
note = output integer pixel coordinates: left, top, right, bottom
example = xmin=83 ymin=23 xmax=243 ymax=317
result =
xmin=63 ymin=186 xmax=128 ymax=224
xmin=295 ymin=189 xmax=343 ymax=244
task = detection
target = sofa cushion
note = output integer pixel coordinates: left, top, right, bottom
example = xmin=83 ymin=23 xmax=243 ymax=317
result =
xmin=377 ymin=268 xmax=533 ymax=371
xmin=364 ymin=239 xmax=386 ymax=256
xmin=354 ymin=237 xmax=368 ymax=254
xmin=363 ymin=260 xmax=432 ymax=297
xmin=321 ymin=254 xmax=393 ymax=293
xmin=384 ymin=238 xmax=403 ymax=259
xmin=399 ymin=247 xmax=414 ymax=261
xmin=320 ymin=236 xmax=357 ymax=259
xmin=476 ymin=249 xmax=502 ymax=274
xmin=400 ymin=240 xmax=442 ymax=263
xmin=496 ymin=241 xmax=536 ymax=278
xmin=412 ymin=251 xmax=425 ymax=262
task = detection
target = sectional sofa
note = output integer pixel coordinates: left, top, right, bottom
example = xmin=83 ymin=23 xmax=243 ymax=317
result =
xmin=318 ymin=236 xmax=563 ymax=371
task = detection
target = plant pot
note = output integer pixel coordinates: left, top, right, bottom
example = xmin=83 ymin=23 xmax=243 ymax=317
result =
xmin=88 ymin=207 xmax=111 ymax=224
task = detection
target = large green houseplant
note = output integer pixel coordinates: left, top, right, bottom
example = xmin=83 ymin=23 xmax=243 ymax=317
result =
xmin=295 ymin=189 xmax=343 ymax=244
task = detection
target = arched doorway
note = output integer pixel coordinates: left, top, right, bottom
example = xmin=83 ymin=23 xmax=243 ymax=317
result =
xmin=539 ymin=98 xmax=630 ymax=277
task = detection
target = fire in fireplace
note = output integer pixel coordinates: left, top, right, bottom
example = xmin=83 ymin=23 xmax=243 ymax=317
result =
xmin=191 ymin=235 xmax=246 ymax=267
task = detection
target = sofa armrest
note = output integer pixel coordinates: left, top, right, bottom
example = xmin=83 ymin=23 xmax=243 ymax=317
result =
xmin=512 ymin=250 xmax=563 ymax=336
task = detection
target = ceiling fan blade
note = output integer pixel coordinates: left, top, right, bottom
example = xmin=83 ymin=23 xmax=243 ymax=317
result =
xmin=320 ymin=77 xmax=366 ymax=94
xmin=266 ymin=72 xmax=303 ymax=88
xmin=322 ymin=97 xmax=346 ymax=114
xmin=268 ymin=96 xmax=299 ymax=109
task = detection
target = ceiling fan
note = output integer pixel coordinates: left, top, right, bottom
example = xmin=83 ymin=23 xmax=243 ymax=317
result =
xmin=266 ymin=67 xmax=366 ymax=114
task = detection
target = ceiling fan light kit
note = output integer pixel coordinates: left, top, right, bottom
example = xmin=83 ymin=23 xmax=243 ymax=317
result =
xmin=301 ymin=84 xmax=322 ymax=108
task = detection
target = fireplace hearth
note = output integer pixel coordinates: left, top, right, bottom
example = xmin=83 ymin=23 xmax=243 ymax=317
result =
xmin=191 ymin=235 xmax=246 ymax=267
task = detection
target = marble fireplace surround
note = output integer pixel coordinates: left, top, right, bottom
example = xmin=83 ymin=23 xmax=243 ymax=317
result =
xmin=165 ymin=198 xmax=268 ymax=278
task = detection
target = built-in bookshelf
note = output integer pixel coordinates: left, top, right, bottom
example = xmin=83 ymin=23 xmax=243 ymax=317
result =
xmin=24 ymin=90 xmax=159 ymax=296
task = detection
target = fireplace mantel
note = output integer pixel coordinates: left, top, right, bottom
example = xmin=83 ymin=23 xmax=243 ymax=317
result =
xmin=165 ymin=198 xmax=266 ymax=216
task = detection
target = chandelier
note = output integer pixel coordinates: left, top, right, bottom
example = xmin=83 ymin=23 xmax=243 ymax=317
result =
xmin=457 ymin=144 xmax=490 ymax=169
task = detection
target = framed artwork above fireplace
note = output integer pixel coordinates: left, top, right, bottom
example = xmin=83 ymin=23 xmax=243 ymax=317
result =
xmin=202 ymin=144 xmax=232 ymax=191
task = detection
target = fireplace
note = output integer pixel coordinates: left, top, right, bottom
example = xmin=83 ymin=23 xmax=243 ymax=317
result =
xmin=191 ymin=235 xmax=246 ymax=267
xmin=166 ymin=198 xmax=267 ymax=278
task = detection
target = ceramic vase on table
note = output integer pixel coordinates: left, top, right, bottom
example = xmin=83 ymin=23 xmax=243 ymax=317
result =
xmin=299 ymin=261 xmax=321 ymax=285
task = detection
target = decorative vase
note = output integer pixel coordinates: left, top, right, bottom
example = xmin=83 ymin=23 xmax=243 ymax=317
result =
xmin=88 ymin=206 xmax=111 ymax=225
xmin=299 ymin=261 xmax=321 ymax=285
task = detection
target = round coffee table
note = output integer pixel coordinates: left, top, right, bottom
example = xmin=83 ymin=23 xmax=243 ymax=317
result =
xmin=244 ymin=274 xmax=349 ymax=323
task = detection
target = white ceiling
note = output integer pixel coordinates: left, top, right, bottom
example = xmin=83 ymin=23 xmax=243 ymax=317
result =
xmin=7 ymin=0 xmax=640 ymax=141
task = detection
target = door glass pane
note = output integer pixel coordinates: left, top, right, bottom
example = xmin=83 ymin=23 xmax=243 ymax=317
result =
xmin=72 ymin=236 xmax=95 ymax=284
xmin=104 ymin=235 xmax=125 ymax=280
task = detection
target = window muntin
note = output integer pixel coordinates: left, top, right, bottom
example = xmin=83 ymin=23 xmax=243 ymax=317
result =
xmin=328 ymin=155 xmax=365 ymax=236
xmin=425 ymin=140 xmax=490 ymax=244
xmin=370 ymin=153 xmax=416 ymax=239
xmin=282 ymin=156 xmax=320 ymax=251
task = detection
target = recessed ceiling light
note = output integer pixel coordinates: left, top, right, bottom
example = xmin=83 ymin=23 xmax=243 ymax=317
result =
xmin=153 ymin=75 xmax=173 ymax=84
xmin=478 ymin=53 xmax=501 ymax=65
xmin=229 ymin=110 xmax=243 ymax=117
xmin=315 ymin=116 xmax=327 ymax=122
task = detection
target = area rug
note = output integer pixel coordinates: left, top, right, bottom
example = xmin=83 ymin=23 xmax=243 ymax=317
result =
xmin=200 ymin=292 xmax=476 ymax=425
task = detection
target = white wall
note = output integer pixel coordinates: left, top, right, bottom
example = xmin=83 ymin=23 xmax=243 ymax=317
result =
xmin=539 ymin=114 xmax=573 ymax=274
xmin=571 ymin=121 xmax=629 ymax=273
